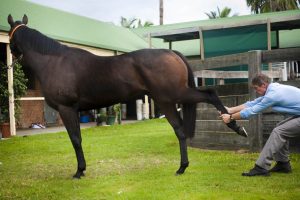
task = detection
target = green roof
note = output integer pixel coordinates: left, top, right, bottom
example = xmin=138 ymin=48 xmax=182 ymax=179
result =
xmin=0 ymin=0 xmax=149 ymax=52
xmin=133 ymin=9 xmax=300 ymax=36
xmin=133 ymin=9 xmax=300 ymax=56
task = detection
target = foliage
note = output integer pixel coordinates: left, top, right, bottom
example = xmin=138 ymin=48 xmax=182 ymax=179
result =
xmin=246 ymin=0 xmax=300 ymax=14
xmin=0 ymin=119 xmax=300 ymax=199
xmin=205 ymin=6 xmax=238 ymax=19
xmin=120 ymin=17 xmax=153 ymax=28
xmin=0 ymin=61 xmax=27 ymax=123
xmin=107 ymin=104 xmax=121 ymax=116
xmin=120 ymin=16 xmax=137 ymax=28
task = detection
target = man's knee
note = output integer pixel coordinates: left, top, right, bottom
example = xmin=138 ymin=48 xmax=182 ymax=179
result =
xmin=271 ymin=127 xmax=286 ymax=143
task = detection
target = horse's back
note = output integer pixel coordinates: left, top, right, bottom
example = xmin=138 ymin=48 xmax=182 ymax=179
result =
xmin=122 ymin=49 xmax=190 ymax=102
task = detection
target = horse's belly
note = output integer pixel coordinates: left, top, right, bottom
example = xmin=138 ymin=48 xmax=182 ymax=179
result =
xmin=78 ymin=89 xmax=145 ymax=110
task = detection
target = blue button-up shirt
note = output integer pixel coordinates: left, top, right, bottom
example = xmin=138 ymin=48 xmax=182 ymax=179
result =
xmin=240 ymin=83 xmax=300 ymax=119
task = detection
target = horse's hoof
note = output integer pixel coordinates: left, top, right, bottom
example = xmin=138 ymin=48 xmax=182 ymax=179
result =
xmin=73 ymin=171 xmax=85 ymax=179
xmin=237 ymin=127 xmax=248 ymax=137
xmin=175 ymin=170 xmax=184 ymax=176
xmin=175 ymin=163 xmax=189 ymax=175
xmin=175 ymin=167 xmax=186 ymax=175
xmin=72 ymin=175 xmax=81 ymax=179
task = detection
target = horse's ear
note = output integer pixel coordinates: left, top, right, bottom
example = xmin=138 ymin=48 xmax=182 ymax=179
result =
xmin=22 ymin=14 xmax=28 ymax=25
xmin=7 ymin=14 xmax=14 ymax=27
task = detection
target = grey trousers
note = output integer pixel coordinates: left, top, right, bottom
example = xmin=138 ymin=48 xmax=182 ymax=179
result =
xmin=256 ymin=116 xmax=300 ymax=170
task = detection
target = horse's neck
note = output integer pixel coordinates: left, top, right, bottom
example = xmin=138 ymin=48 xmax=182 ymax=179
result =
xmin=22 ymin=51 xmax=49 ymax=79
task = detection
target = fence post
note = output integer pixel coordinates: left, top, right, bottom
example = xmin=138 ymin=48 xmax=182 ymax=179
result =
xmin=7 ymin=44 xmax=16 ymax=136
xmin=248 ymin=50 xmax=263 ymax=152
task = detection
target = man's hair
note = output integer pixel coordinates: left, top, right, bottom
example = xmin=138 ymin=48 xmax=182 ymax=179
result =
xmin=251 ymin=73 xmax=270 ymax=86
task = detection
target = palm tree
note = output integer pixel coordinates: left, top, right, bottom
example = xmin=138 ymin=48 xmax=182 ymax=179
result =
xmin=120 ymin=17 xmax=137 ymax=28
xmin=246 ymin=0 xmax=263 ymax=13
xmin=137 ymin=19 xmax=154 ymax=28
xmin=205 ymin=11 xmax=217 ymax=19
xmin=246 ymin=0 xmax=299 ymax=13
xmin=263 ymin=0 xmax=298 ymax=12
xmin=120 ymin=17 xmax=153 ymax=28
xmin=205 ymin=7 xmax=237 ymax=19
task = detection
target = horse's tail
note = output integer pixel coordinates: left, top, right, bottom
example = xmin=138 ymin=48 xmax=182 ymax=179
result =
xmin=173 ymin=50 xmax=196 ymax=138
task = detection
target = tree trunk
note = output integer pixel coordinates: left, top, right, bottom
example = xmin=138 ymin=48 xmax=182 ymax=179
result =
xmin=159 ymin=0 xmax=163 ymax=25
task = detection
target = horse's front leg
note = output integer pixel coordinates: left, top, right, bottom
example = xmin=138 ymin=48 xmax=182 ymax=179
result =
xmin=174 ymin=126 xmax=189 ymax=175
xmin=58 ymin=105 xmax=86 ymax=178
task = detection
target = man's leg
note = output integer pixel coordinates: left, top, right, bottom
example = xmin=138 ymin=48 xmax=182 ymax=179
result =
xmin=242 ymin=116 xmax=300 ymax=176
xmin=256 ymin=116 xmax=300 ymax=169
xmin=273 ymin=140 xmax=289 ymax=162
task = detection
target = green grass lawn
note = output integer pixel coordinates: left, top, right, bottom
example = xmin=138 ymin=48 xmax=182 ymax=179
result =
xmin=0 ymin=119 xmax=299 ymax=200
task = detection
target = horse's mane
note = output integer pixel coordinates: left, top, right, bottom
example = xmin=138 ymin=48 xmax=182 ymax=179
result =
xmin=18 ymin=27 xmax=67 ymax=55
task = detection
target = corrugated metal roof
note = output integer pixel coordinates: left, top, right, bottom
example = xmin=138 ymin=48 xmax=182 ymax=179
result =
xmin=133 ymin=9 xmax=300 ymax=38
xmin=0 ymin=0 xmax=149 ymax=52
xmin=132 ymin=9 xmax=300 ymax=56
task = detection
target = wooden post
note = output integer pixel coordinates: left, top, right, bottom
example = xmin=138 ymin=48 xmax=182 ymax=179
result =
xmin=6 ymin=44 xmax=16 ymax=136
xmin=267 ymin=19 xmax=271 ymax=52
xmin=199 ymin=27 xmax=205 ymax=86
xmin=267 ymin=19 xmax=272 ymax=75
xmin=248 ymin=50 xmax=262 ymax=152
xmin=169 ymin=41 xmax=172 ymax=50
xmin=198 ymin=27 xmax=205 ymax=61
xmin=146 ymin=33 xmax=152 ymax=119
xmin=148 ymin=33 xmax=152 ymax=49
xmin=150 ymin=34 xmax=156 ymax=118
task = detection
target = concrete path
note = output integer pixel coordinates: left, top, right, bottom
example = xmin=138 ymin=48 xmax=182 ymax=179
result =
xmin=16 ymin=122 xmax=97 ymax=136
xmin=16 ymin=120 xmax=138 ymax=136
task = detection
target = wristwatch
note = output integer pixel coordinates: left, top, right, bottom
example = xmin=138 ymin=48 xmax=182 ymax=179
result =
xmin=230 ymin=114 xmax=234 ymax=121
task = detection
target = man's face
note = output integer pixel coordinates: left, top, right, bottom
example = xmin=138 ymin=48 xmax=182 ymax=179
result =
xmin=252 ymin=83 xmax=268 ymax=95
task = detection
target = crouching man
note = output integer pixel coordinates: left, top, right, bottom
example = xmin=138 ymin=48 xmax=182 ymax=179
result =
xmin=220 ymin=74 xmax=300 ymax=176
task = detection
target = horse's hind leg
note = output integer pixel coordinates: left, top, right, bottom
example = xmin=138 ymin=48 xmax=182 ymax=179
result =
xmin=181 ymin=88 xmax=248 ymax=137
xmin=159 ymin=103 xmax=189 ymax=175
xmin=58 ymin=105 xmax=86 ymax=178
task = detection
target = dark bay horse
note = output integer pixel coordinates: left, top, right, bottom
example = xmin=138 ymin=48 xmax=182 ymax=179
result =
xmin=8 ymin=15 xmax=247 ymax=178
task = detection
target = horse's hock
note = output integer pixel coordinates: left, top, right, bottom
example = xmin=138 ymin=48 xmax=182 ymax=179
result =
xmin=188 ymin=82 xmax=300 ymax=153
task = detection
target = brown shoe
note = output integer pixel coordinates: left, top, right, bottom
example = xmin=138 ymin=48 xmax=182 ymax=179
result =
xmin=269 ymin=161 xmax=292 ymax=173
xmin=242 ymin=165 xmax=270 ymax=176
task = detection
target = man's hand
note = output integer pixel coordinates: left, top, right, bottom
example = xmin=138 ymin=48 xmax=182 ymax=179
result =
xmin=224 ymin=106 xmax=230 ymax=114
xmin=220 ymin=113 xmax=232 ymax=124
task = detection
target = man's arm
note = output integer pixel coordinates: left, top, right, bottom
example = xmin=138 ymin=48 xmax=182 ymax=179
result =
xmin=227 ymin=104 xmax=246 ymax=114
xmin=221 ymin=112 xmax=242 ymax=123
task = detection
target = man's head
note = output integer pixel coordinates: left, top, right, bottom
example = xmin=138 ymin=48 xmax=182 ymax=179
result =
xmin=251 ymin=74 xmax=270 ymax=95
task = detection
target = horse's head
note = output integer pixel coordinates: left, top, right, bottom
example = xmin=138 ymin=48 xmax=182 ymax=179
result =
xmin=7 ymin=14 xmax=28 ymax=58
